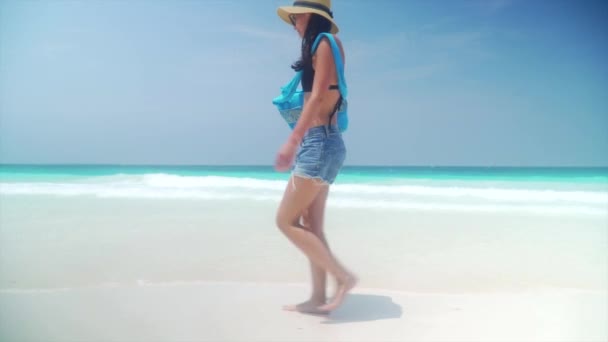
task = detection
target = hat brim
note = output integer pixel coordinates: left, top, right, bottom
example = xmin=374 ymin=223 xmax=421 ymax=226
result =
xmin=277 ymin=6 xmax=339 ymax=34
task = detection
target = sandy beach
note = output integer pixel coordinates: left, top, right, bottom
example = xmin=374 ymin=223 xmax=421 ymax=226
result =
xmin=1 ymin=282 xmax=605 ymax=341
xmin=1 ymin=187 xmax=606 ymax=341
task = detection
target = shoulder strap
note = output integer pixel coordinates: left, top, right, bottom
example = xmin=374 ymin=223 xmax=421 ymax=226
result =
xmin=310 ymin=33 xmax=348 ymax=98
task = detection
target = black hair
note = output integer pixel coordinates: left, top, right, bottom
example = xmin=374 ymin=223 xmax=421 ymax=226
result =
xmin=291 ymin=13 xmax=332 ymax=72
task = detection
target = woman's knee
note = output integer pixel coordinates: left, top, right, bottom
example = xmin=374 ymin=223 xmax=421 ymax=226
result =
xmin=300 ymin=209 xmax=323 ymax=232
xmin=275 ymin=212 xmax=288 ymax=231
xmin=275 ymin=210 xmax=298 ymax=231
xmin=305 ymin=218 xmax=324 ymax=236
xmin=300 ymin=209 xmax=311 ymax=228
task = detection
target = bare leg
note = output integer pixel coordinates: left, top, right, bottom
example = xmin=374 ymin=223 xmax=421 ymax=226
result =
xmin=276 ymin=176 xmax=355 ymax=313
xmin=304 ymin=187 xmax=332 ymax=300
xmin=283 ymin=186 xmax=330 ymax=313
xmin=305 ymin=186 xmax=355 ymax=309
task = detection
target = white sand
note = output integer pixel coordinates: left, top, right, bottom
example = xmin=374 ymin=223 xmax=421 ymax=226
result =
xmin=0 ymin=282 xmax=605 ymax=342
xmin=2 ymin=197 xmax=606 ymax=292
xmin=1 ymin=196 xmax=606 ymax=341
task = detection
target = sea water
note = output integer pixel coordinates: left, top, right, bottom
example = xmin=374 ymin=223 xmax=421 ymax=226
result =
xmin=1 ymin=165 xmax=606 ymax=293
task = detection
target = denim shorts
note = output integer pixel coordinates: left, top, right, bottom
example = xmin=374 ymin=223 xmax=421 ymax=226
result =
xmin=292 ymin=125 xmax=347 ymax=185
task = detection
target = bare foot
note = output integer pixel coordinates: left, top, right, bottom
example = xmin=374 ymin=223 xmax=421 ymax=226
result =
xmin=283 ymin=299 xmax=329 ymax=315
xmin=317 ymin=275 xmax=357 ymax=312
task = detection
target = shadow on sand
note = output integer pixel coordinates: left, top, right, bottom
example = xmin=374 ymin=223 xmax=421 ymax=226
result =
xmin=321 ymin=293 xmax=403 ymax=324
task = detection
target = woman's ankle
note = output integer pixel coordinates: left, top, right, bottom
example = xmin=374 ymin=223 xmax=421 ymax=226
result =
xmin=310 ymin=292 xmax=326 ymax=302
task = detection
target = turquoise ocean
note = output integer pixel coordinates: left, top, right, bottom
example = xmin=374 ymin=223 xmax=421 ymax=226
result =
xmin=1 ymin=164 xmax=607 ymax=294
xmin=1 ymin=164 xmax=607 ymax=217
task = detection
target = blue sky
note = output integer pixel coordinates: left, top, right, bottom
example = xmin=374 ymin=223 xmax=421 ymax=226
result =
xmin=0 ymin=0 xmax=606 ymax=166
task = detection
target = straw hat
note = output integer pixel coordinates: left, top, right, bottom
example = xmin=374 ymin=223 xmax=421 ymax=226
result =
xmin=277 ymin=0 xmax=339 ymax=34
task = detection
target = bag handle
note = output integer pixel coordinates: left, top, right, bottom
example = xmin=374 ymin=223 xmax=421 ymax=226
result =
xmin=280 ymin=71 xmax=302 ymax=98
xmin=311 ymin=33 xmax=348 ymax=98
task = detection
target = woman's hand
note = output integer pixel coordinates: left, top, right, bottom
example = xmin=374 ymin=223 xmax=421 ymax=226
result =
xmin=274 ymin=140 xmax=299 ymax=172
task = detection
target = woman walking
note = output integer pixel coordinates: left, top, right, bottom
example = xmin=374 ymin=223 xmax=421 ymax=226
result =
xmin=274 ymin=0 xmax=356 ymax=314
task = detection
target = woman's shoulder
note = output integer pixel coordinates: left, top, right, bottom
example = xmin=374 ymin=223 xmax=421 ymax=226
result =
xmin=317 ymin=33 xmax=342 ymax=46
xmin=316 ymin=34 xmax=345 ymax=57
xmin=327 ymin=34 xmax=345 ymax=62
xmin=311 ymin=33 xmax=346 ymax=69
xmin=333 ymin=35 xmax=345 ymax=55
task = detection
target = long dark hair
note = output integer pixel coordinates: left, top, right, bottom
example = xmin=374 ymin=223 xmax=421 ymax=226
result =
xmin=291 ymin=13 xmax=332 ymax=71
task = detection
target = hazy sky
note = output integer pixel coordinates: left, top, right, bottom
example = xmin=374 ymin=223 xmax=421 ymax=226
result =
xmin=1 ymin=0 xmax=606 ymax=166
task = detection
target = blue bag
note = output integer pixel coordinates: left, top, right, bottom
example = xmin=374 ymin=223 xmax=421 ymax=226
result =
xmin=272 ymin=33 xmax=349 ymax=132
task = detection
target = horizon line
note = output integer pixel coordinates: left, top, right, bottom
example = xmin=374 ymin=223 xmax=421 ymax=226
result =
xmin=1 ymin=163 xmax=607 ymax=169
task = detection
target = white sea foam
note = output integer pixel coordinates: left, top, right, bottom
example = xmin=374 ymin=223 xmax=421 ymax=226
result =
xmin=1 ymin=174 xmax=606 ymax=216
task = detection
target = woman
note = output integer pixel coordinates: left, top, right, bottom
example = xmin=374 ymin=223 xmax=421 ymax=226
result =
xmin=274 ymin=0 xmax=356 ymax=314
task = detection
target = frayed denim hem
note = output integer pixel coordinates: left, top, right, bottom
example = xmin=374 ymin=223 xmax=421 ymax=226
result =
xmin=290 ymin=171 xmax=330 ymax=191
